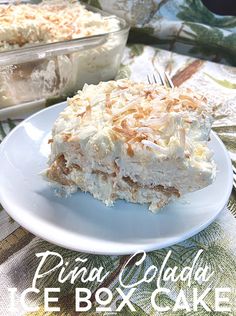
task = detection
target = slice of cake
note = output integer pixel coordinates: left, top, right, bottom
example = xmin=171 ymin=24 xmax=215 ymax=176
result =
xmin=45 ymin=79 xmax=216 ymax=212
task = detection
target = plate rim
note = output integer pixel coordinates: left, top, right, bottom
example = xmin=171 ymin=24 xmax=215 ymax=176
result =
xmin=0 ymin=102 xmax=233 ymax=255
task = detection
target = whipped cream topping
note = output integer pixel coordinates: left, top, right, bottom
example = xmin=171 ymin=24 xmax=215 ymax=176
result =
xmin=56 ymin=79 xmax=214 ymax=167
xmin=0 ymin=0 xmax=120 ymax=50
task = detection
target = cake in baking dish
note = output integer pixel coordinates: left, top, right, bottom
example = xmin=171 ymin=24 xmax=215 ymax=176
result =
xmin=0 ymin=0 xmax=120 ymax=50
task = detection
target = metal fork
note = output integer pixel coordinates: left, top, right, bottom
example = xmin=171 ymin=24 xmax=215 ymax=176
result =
xmin=147 ymin=70 xmax=174 ymax=88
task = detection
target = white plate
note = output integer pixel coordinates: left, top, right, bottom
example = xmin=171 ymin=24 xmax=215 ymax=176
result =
xmin=0 ymin=102 xmax=233 ymax=255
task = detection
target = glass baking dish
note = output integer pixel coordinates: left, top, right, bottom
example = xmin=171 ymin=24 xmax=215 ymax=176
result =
xmin=0 ymin=2 xmax=129 ymax=119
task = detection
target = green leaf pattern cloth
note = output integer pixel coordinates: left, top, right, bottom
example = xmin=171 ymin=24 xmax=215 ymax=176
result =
xmin=1 ymin=1 xmax=236 ymax=315
xmin=84 ymin=0 xmax=236 ymax=66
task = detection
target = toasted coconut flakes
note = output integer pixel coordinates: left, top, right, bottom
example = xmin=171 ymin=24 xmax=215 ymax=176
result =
xmin=133 ymin=113 xmax=145 ymax=119
xmin=126 ymin=143 xmax=134 ymax=157
xmin=129 ymin=135 xmax=147 ymax=143
xmin=182 ymin=100 xmax=197 ymax=110
xmin=62 ymin=133 xmax=72 ymax=141
xmin=112 ymin=126 xmax=124 ymax=134
xmin=179 ymin=95 xmax=195 ymax=101
xmin=109 ymin=130 xmax=119 ymax=141
xmin=77 ymin=110 xmax=86 ymax=117
xmin=144 ymin=90 xmax=156 ymax=100
xmin=113 ymin=108 xmax=137 ymax=122
xmin=86 ymin=105 xmax=91 ymax=113
xmin=117 ymin=83 xmax=129 ymax=90
xmin=165 ymin=99 xmax=177 ymax=112
xmin=112 ymin=126 xmax=136 ymax=138
xmin=105 ymin=93 xmax=112 ymax=109
xmin=142 ymin=107 xmax=152 ymax=116
xmin=121 ymin=119 xmax=128 ymax=129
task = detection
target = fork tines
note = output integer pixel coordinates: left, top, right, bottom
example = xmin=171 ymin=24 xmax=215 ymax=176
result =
xmin=147 ymin=70 xmax=174 ymax=88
